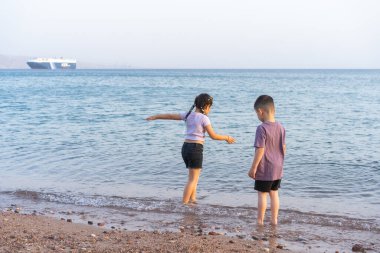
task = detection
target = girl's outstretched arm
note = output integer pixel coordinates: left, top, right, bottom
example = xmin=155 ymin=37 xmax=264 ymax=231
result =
xmin=204 ymin=124 xmax=235 ymax=144
xmin=146 ymin=114 xmax=182 ymax=121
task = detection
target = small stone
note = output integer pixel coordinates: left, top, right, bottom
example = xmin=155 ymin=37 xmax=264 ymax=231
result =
xmin=335 ymin=251 xmax=339 ymax=253
xmin=90 ymin=234 xmax=96 ymax=238
xmin=277 ymin=244 xmax=284 ymax=249
xmin=61 ymin=218 xmax=65 ymax=221
xmin=208 ymin=231 xmax=222 ymax=235
xmin=229 ymin=240 xmax=234 ymax=244
xmin=67 ymin=219 xmax=72 ymax=223
xmin=88 ymin=221 xmax=93 ymax=225
xmin=236 ymin=235 xmax=245 ymax=239
xmin=263 ymin=248 xmax=270 ymax=252
xmin=296 ymin=237 xmax=307 ymax=243
xmin=352 ymin=244 xmax=365 ymax=252
xmin=97 ymin=222 xmax=105 ymax=226
xmin=47 ymin=235 xmax=56 ymax=240
xmin=10 ymin=235 xmax=16 ymax=239
xmin=252 ymin=235 xmax=259 ymax=240
xmin=111 ymin=226 xmax=115 ymax=229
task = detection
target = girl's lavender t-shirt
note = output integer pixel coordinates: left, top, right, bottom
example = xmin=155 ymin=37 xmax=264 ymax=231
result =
xmin=180 ymin=112 xmax=211 ymax=141
xmin=254 ymin=121 xmax=286 ymax=181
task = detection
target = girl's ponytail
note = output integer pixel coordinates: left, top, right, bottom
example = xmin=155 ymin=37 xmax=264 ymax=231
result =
xmin=185 ymin=93 xmax=212 ymax=120
xmin=184 ymin=104 xmax=195 ymax=121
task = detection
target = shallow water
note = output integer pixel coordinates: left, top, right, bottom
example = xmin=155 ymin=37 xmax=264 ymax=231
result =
xmin=0 ymin=69 xmax=379 ymax=224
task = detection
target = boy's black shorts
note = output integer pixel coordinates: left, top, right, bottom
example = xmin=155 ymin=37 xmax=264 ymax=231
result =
xmin=254 ymin=179 xmax=281 ymax=192
xmin=181 ymin=142 xmax=203 ymax=169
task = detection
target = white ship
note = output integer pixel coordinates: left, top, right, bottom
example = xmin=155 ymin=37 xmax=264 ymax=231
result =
xmin=27 ymin=58 xmax=76 ymax=69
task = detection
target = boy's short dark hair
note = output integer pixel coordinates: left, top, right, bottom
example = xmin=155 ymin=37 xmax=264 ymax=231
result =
xmin=254 ymin=95 xmax=275 ymax=111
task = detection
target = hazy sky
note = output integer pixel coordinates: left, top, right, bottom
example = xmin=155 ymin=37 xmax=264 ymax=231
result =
xmin=1 ymin=0 xmax=379 ymax=68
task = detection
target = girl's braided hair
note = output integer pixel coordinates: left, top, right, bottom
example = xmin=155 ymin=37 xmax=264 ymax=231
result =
xmin=184 ymin=93 xmax=213 ymax=120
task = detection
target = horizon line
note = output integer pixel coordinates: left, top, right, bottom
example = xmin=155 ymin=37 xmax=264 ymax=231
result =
xmin=1 ymin=68 xmax=379 ymax=70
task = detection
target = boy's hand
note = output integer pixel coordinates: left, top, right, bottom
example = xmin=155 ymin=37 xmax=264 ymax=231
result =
xmin=226 ymin=136 xmax=235 ymax=144
xmin=146 ymin=116 xmax=156 ymax=121
xmin=248 ymin=168 xmax=256 ymax=179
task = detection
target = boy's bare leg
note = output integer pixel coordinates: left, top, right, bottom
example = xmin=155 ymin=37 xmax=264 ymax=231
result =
xmin=257 ymin=191 xmax=267 ymax=225
xmin=183 ymin=169 xmax=201 ymax=204
xmin=269 ymin=190 xmax=279 ymax=225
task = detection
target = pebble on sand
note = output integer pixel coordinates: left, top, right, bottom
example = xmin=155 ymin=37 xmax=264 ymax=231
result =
xmin=352 ymin=244 xmax=366 ymax=252
xmin=208 ymin=231 xmax=223 ymax=236
xmin=88 ymin=221 xmax=93 ymax=225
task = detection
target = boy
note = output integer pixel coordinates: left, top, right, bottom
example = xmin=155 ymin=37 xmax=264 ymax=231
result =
xmin=248 ymin=95 xmax=286 ymax=225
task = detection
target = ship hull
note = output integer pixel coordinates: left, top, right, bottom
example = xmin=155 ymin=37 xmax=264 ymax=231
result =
xmin=27 ymin=61 xmax=76 ymax=70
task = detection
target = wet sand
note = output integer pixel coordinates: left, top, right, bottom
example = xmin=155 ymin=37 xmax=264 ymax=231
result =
xmin=0 ymin=211 xmax=287 ymax=253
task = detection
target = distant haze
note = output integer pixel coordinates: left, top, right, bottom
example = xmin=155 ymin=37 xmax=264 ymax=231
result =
xmin=1 ymin=0 xmax=379 ymax=69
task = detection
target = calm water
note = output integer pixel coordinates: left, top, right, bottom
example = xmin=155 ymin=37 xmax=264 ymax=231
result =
xmin=0 ymin=69 xmax=379 ymax=224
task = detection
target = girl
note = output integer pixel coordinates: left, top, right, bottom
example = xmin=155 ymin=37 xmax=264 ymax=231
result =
xmin=146 ymin=93 xmax=235 ymax=204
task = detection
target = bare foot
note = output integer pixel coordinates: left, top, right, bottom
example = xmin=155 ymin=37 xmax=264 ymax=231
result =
xmin=256 ymin=221 xmax=264 ymax=226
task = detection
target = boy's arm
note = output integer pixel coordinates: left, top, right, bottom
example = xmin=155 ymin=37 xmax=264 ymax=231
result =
xmin=204 ymin=124 xmax=235 ymax=143
xmin=146 ymin=114 xmax=182 ymax=121
xmin=248 ymin=147 xmax=265 ymax=179
xmin=283 ymin=144 xmax=286 ymax=155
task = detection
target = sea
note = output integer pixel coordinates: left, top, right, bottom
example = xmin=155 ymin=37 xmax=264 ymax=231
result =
xmin=0 ymin=69 xmax=379 ymax=252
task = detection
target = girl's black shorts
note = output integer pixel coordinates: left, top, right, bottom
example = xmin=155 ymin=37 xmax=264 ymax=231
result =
xmin=254 ymin=179 xmax=281 ymax=192
xmin=181 ymin=142 xmax=203 ymax=169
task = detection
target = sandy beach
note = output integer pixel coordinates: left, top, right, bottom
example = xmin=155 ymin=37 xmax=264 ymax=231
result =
xmin=0 ymin=210 xmax=288 ymax=253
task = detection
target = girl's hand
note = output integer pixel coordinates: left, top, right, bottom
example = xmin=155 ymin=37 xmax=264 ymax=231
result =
xmin=146 ymin=116 xmax=156 ymax=121
xmin=226 ymin=136 xmax=235 ymax=144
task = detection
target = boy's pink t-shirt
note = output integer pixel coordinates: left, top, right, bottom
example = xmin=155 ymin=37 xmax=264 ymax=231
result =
xmin=180 ymin=112 xmax=211 ymax=141
xmin=254 ymin=121 xmax=286 ymax=181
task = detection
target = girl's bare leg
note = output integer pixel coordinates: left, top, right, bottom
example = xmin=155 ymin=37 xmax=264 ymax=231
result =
xmin=269 ymin=190 xmax=279 ymax=225
xmin=189 ymin=170 xmax=201 ymax=203
xmin=183 ymin=169 xmax=201 ymax=204
xmin=257 ymin=191 xmax=267 ymax=225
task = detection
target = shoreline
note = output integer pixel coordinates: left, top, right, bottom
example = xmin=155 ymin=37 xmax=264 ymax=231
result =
xmin=0 ymin=210 xmax=287 ymax=253
xmin=1 ymin=194 xmax=379 ymax=253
